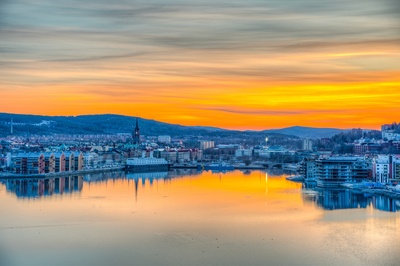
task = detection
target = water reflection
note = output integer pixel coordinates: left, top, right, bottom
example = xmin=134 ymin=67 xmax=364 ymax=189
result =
xmin=372 ymin=196 xmax=400 ymax=212
xmin=126 ymin=169 xmax=200 ymax=201
xmin=2 ymin=170 xmax=400 ymax=212
xmin=1 ymin=169 xmax=200 ymax=200
xmin=0 ymin=170 xmax=399 ymax=265
xmin=302 ymin=182 xmax=400 ymax=212
xmin=83 ymin=170 xmax=125 ymax=183
xmin=1 ymin=176 xmax=83 ymax=199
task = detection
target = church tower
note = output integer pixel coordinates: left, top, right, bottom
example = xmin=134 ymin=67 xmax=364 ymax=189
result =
xmin=133 ymin=118 xmax=140 ymax=144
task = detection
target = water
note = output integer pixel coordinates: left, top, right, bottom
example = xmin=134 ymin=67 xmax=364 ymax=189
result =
xmin=1 ymin=170 xmax=399 ymax=265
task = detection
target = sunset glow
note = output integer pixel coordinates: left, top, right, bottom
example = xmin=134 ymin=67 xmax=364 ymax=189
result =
xmin=1 ymin=0 xmax=399 ymax=129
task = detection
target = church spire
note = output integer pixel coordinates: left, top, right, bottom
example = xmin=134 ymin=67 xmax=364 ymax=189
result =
xmin=133 ymin=117 xmax=140 ymax=144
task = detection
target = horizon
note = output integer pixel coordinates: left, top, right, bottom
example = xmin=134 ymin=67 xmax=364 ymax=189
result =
xmin=1 ymin=1 xmax=399 ymax=130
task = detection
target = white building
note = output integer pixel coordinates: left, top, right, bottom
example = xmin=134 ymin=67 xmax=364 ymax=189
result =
xmin=235 ymin=149 xmax=252 ymax=158
xmin=303 ymin=139 xmax=313 ymax=151
xmin=256 ymin=146 xmax=290 ymax=158
xmin=382 ymin=131 xmax=400 ymax=141
xmin=84 ymin=152 xmax=100 ymax=168
xmin=158 ymin=135 xmax=171 ymax=143
xmin=373 ymin=155 xmax=400 ymax=183
xmin=199 ymin=140 xmax=215 ymax=150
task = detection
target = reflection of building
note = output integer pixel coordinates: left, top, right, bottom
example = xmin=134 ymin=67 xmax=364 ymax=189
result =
xmin=125 ymin=169 xmax=200 ymax=201
xmin=126 ymin=171 xmax=169 ymax=185
xmin=2 ymin=176 xmax=83 ymax=199
xmin=372 ymin=196 xmax=400 ymax=212
xmin=303 ymin=188 xmax=371 ymax=210
xmin=302 ymin=186 xmax=400 ymax=212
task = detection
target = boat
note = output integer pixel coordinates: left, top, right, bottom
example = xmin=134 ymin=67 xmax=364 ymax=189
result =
xmin=286 ymin=175 xmax=304 ymax=182
xmin=198 ymin=162 xmax=234 ymax=172
xmin=125 ymin=157 xmax=170 ymax=172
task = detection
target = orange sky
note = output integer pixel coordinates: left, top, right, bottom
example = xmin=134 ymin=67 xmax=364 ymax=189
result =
xmin=1 ymin=0 xmax=399 ymax=130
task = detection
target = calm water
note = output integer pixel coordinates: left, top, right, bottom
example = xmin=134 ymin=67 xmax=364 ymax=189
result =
xmin=1 ymin=170 xmax=400 ymax=266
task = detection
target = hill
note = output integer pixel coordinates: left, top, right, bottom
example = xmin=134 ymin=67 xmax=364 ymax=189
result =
xmin=0 ymin=113 xmax=346 ymax=139
xmin=264 ymin=126 xmax=346 ymax=139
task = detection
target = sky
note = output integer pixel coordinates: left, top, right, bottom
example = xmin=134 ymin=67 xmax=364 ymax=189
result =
xmin=0 ymin=0 xmax=399 ymax=130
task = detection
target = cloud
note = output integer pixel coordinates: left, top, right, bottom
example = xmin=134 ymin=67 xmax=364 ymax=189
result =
xmin=200 ymin=107 xmax=350 ymax=116
xmin=0 ymin=0 xmax=399 ymax=129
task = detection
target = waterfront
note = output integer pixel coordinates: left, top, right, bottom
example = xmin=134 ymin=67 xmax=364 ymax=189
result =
xmin=1 ymin=170 xmax=400 ymax=265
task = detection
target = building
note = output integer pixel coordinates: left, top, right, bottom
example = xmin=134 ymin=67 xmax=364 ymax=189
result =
xmin=12 ymin=153 xmax=45 ymax=174
xmin=158 ymin=135 xmax=171 ymax=143
xmin=353 ymin=139 xmax=381 ymax=154
xmin=64 ymin=152 xmax=76 ymax=172
xmin=74 ymin=152 xmax=85 ymax=171
xmin=199 ymin=141 xmax=215 ymax=150
xmin=177 ymin=150 xmax=191 ymax=162
xmin=43 ymin=152 xmax=56 ymax=173
xmin=303 ymin=139 xmax=313 ymax=151
xmin=11 ymin=152 xmax=85 ymax=174
xmin=315 ymin=157 xmax=370 ymax=187
xmin=381 ymin=123 xmax=400 ymax=140
xmin=373 ymin=155 xmax=400 ymax=184
xmin=189 ymin=149 xmax=203 ymax=161
xmin=155 ymin=149 xmax=191 ymax=163
xmin=299 ymin=158 xmax=317 ymax=181
xmin=133 ymin=118 xmax=140 ymax=145
xmin=84 ymin=152 xmax=99 ymax=168
xmin=235 ymin=149 xmax=252 ymax=158
xmin=256 ymin=146 xmax=291 ymax=158
xmin=154 ymin=150 xmax=175 ymax=162
xmin=53 ymin=152 xmax=66 ymax=172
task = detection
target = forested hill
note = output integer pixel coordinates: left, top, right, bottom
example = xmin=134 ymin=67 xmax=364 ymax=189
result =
xmin=0 ymin=113 xmax=352 ymax=140
xmin=0 ymin=113 xmax=293 ymax=140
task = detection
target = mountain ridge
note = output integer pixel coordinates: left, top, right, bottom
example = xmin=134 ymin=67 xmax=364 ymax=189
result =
xmin=0 ymin=113 xmax=348 ymax=138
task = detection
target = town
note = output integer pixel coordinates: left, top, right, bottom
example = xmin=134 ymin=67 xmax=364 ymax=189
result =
xmin=1 ymin=117 xmax=400 ymax=193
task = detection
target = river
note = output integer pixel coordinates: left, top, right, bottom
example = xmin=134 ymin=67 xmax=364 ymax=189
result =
xmin=0 ymin=169 xmax=399 ymax=265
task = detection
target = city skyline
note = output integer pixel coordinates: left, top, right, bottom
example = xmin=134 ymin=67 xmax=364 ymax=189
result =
xmin=1 ymin=0 xmax=399 ymax=130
